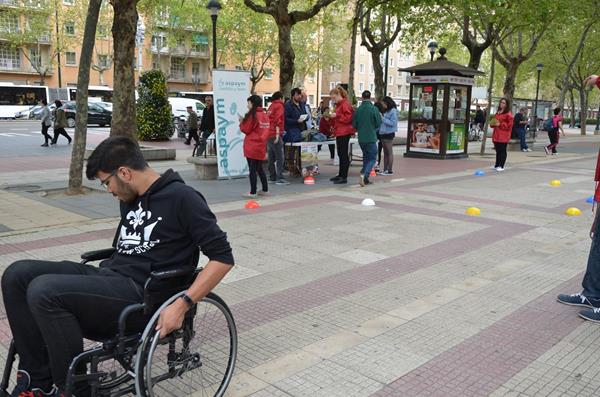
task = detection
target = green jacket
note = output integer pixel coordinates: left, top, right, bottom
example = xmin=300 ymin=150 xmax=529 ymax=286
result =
xmin=54 ymin=108 xmax=67 ymax=129
xmin=352 ymin=101 xmax=381 ymax=143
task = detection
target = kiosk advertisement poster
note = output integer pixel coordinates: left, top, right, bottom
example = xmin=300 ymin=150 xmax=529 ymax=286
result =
xmin=447 ymin=124 xmax=465 ymax=153
xmin=410 ymin=121 xmax=441 ymax=154
xmin=213 ymin=70 xmax=251 ymax=178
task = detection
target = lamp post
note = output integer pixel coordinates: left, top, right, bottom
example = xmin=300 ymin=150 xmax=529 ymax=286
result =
xmin=206 ymin=0 xmax=222 ymax=70
xmin=533 ymin=63 xmax=543 ymax=132
xmin=427 ymin=40 xmax=438 ymax=62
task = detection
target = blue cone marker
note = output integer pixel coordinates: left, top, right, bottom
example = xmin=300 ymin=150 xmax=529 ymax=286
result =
xmin=587 ymin=196 xmax=595 ymax=204
xmin=474 ymin=170 xmax=485 ymax=176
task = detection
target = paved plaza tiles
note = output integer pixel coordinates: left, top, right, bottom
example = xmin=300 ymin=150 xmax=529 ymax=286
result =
xmin=1 ymin=135 xmax=600 ymax=396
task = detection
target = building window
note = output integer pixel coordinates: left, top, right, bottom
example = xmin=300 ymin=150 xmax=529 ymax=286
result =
xmin=98 ymin=54 xmax=109 ymax=68
xmin=0 ymin=44 xmax=20 ymax=69
xmin=369 ymin=83 xmax=374 ymax=92
xmin=359 ymin=46 xmax=366 ymax=55
xmin=192 ymin=62 xmax=200 ymax=82
xmin=369 ymin=64 xmax=374 ymax=75
xmin=389 ymin=58 xmax=394 ymax=67
xmin=170 ymin=57 xmax=185 ymax=79
xmin=152 ymin=56 xmax=159 ymax=70
xmin=29 ymin=48 xmax=41 ymax=68
xmin=308 ymin=74 xmax=315 ymax=83
xmin=388 ymin=76 xmax=393 ymax=85
xmin=63 ymin=0 xmax=73 ymax=4
xmin=264 ymin=68 xmax=273 ymax=80
xmin=329 ymin=65 xmax=335 ymax=73
xmin=64 ymin=21 xmax=75 ymax=36
xmin=0 ymin=13 xmax=19 ymax=33
xmin=235 ymin=65 xmax=243 ymax=71
xmin=359 ymin=64 xmax=365 ymax=74
xmin=309 ymin=94 xmax=314 ymax=104
xmin=359 ymin=82 xmax=364 ymax=91
xmin=65 ymin=51 xmax=76 ymax=65
xmin=98 ymin=25 xmax=108 ymax=38
xmin=191 ymin=43 xmax=207 ymax=54
xmin=329 ymin=82 xmax=335 ymax=90
xmin=151 ymin=35 xmax=166 ymax=49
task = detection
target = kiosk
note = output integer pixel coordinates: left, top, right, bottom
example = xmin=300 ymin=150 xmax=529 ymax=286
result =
xmin=400 ymin=48 xmax=483 ymax=159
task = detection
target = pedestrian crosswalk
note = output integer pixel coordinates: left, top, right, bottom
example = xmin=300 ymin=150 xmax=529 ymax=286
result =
xmin=0 ymin=130 xmax=109 ymax=138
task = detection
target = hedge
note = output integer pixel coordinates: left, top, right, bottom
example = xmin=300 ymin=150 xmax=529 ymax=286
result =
xmin=136 ymin=69 xmax=173 ymax=141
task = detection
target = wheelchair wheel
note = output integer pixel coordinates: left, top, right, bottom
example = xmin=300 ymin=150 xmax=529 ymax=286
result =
xmin=134 ymin=292 xmax=237 ymax=397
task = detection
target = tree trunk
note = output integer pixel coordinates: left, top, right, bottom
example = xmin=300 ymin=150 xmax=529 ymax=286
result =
xmin=569 ymin=89 xmax=576 ymax=128
xmin=68 ymin=0 xmax=102 ymax=194
xmin=371 ymin=49 xmax=384 ymax=100
xmin=480 ymin=47 xmax=495 ymax=155
xmin=580 ymin=88 xmax=587 ymax=135
xmin=347 ymin=0 xmax=362 ymax=103
xmin=558 ymin=22 xmax=594 ymax=109
xmin=111 ymin=0 xmax=139 ymax=137
xmin=502 ymin=62 xmax=519 ymax=102
xmin=277 ymin=22 xmax=294 ymax=97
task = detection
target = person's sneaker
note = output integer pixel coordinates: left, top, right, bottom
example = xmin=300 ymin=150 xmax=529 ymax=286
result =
xmin=521 ymin=149 xmax=528 ymax=152
xmin=359 ymin=174 xmax=365 ymax=187
xmin=382 ymin=170 xmax=394 ymax=175
xmin=329 ymin=175 xmax=341 ymax=181
xmin=268 ymin=179 xmax=276 ymax=184
xmin=333 ymin=178 xmax=347 ymax=184
xmin=552 ymin=152 xmax=559 ymax=156
xmin=579 ymin=307 xmax=600 ymax=323
xmin=495 ymin=167 xmax=504 ymax=172
xmin=557 ymin=293 xmax=600 ymax=308
xmin=41 ymin=143 xmax=49 ymax=147
xmin=544 ymin=146 xmax=550 ymax=155
xmin=275 ymin=179 xmax=290 ymax=186
xmin=242 ymin=192 xmax=257 ymax=199
xmin=526 ymin=148 xmax=533 ymax=152
xmin=258 ymin=190 xmax=270 ymax=197
xmin=10 ymin=370 xmax=31 ymax=396
xmin=489 ymin=165 xmax=497 ymax=170
xmin=364 ymin=177 xmax=371 ymax=185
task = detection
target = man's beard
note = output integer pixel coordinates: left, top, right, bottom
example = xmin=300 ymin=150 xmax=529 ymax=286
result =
xmin=114 ymin=178 xmax=138 ymax=203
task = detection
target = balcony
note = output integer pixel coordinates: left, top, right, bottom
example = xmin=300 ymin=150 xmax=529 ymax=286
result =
xmin=0 ymin=64 xmax=53 ymax=75
xmin=151 ymin=45 xmax=209 ymax=59
xmin=167 ymin=74 xmax=208 ymax=84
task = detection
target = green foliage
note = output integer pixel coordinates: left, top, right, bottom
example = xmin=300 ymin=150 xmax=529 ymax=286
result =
xmin=136 ymin=69 xmax=173 ymax=141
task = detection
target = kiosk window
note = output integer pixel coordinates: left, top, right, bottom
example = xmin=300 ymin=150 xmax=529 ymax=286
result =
xmin=411 ymin=85 xmax=434 ymax=120
xmin=436 ymin=86 xmax=445 ymax=120
xmin=449 ymin=86 xmax=467 ymax=121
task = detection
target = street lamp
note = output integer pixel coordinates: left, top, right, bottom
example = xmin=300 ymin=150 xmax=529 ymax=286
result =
xmin=533 ymin=63 xmax=543 ymax=132
xmin=427 ymin=40 xmax=438 ymax=62
xmin=206 ymin=0 xmax=222 ymax=70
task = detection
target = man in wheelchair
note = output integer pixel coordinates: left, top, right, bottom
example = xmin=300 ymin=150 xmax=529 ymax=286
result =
xmin=1 ymin=136 xmax=234 ymax=397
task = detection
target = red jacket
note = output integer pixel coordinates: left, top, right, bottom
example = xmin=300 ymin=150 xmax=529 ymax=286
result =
xmin=240 ymin=107 xmax=268 ymax=160
xmin=492 ymin=112 xmax=514 ymax=143
xmin=595 ymin=149 xmax=600 ymax=203
xmin=319 ymin=116 xmax=333 ymax=136
xmin=267 ymin=99 xmax=284 ymax=138
xmin=332 ymin=99 xmax=355 ymax=137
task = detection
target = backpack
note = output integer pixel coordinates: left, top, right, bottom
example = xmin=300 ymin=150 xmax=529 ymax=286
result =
xmin=542 ymin=118 xmax=554 ymax=132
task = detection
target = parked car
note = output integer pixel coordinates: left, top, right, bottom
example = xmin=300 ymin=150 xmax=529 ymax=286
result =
xmin=168 ymin=97 xmax=204 ymax=121
xmin=31 ymin=103 xmax=56 ymax=120
xmin=14 ymin=107 xmax=35 ymax=119
xmin=62 ymin=101 xmax=112 ymax=127
xmin=95 ymin=101 xmax=113 ymax=112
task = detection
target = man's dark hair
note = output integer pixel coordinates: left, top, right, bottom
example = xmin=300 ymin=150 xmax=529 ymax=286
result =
xmin=290 ymin=87 xmax=302 ymax=97
xmin=86 ymin=136 xmax=147 ymax=180
xmin=272 ymin=91 xmax=283 ymax=101
xmin=41 ymin=99 xmax=47 ymax=105
xmin=554 ymin=107 xmax=562 ymax=115
xmin=362 ymin=90 xmax=371 ymax=100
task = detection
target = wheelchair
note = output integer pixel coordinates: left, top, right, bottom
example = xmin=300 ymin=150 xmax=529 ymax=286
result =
xmin=0 ymin=248 xmax=237 ymax=397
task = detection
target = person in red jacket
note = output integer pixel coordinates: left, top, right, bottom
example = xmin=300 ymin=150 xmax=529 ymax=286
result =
xmin=318 ymin=106 xmax=335 ymax=160
xmin=266 ymin=91 xmax=289 ymax=185
xmin=558 ymin=75 xmax=600 ymax=323
xmin=329 ymin=86 xmax=355 ymax=184
xmin=239 ymin=95 xmax=269 ymax=198
xmin=490 ymin=97 xmax=514 ymax=172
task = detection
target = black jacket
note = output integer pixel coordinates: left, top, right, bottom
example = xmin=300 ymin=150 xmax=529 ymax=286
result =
xmin=199 ymin=105 xmax=215 ymax=132
xmin=101 ymin=169 xmax=234 ymax=284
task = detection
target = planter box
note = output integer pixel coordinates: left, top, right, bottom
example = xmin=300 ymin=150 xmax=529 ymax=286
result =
xmin=187 ymin=156 xmax=218 ymax=180
xmin=85 ymin=145 xmax=176 ymax=161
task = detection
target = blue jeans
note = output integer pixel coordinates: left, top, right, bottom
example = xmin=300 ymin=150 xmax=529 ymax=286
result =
xmin=517 ymin=129 xmax=528 ymax=150
xmin=360 ymin=142 xmax=377 ymax=177
xmin=583 ymin=213 xmax=600 ymax=298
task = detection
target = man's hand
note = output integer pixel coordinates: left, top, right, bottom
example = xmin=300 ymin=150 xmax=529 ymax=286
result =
xmin=274 ymin=135 xmax=280 ymax=144
xmin=155 ymin=297 xmax=188 ymax=338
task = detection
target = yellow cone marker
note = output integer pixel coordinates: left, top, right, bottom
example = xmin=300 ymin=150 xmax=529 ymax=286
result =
xmin=466 ymin=207 xmax=481 ymax=216
xmin=550 ymin=180 xmax=561 ymax=187
xmin=565 ymin=207 xmax=582 ymax=216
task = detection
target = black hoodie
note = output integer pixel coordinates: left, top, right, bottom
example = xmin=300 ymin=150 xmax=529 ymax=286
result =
xmin=100 ymin=169 xmax=234 ymax=285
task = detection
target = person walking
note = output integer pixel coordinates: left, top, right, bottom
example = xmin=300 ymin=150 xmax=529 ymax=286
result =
xmin=513 ymin=107 xmax=532 ymax=152
xmin=267 ymin=91 xmax=289 ymax=185
xmin=352 ymin=91 xmax=381 ymax=186
xmin=184 ymin=105 xmax=199 ymax=146
xmin=39 ymin=99 xmax=52 ymax=147
xmin=318 ymin=106 xmax=335 ymax=160
xmin=51 ymin=100 xmax=71 ymax=145
xmin=374 ymin=101 xmax=385 ymax=172
xmin=378 ymin=96 xmax=397 ymax=175
xmin=329 ymin=86 xmax=355 ymax=184
xmin=240 ymin=95 xmax=269 ymax=199
xmin=474 ymin=105 xmax=485 ymax=130
xmin=195 ymin=95 xmax=215 ymax=157
xmin=544 ymin=107 xmax=563 ymax=156
xmin=490 ymin=97 xmax=513 ymax=172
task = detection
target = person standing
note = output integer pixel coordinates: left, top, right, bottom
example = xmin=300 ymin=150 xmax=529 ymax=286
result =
xmin=318 ymin=106 xmax=335 ymax=160
xmin=39 ymin=99 xmax=52 ymax=147
xmin=352 ymin=91 xmax=381 ymax=186
xmin=544 ymin=107 xmax=563 ymax=156
xmin=374 ymin=101 xmax=385 ymax=172
xmin=301 ymin=89 xmax=313 ymax=130
xmin=283 ymin=87 xmax=306 ymax=143
xmin=267 ymin=91 xmax=289 ymax=185
xmin=513 ymin=107 xmax=531 ymax=152
xmin=239 ymin=95 xmax=269 ymax=199
xmin=195 ymin=96 xmax=215 ymax=157
xmin=51 ymin=100 xmax=71 ymax=145
xmin=490 ymin=97 xmax=513 ymax=172
xmin=378 ymin=96 xmax=397 ymax=175
xmin=184 ymin=105 xmax=199 ymax=146
xmin=474 ymin=105 xmax=485 ymax=130
xmin=329 ymin=86 xmax=355 ymax=184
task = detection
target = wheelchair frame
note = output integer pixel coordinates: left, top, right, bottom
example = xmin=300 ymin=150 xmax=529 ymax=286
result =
xmin=0 ymin=248 xmax=238 ymax=397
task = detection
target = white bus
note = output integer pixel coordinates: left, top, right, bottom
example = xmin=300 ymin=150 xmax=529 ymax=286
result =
xmin=0 ymin=83 xmax=49 ymax=119
xmin=169 ymin=91 xmax=214 ymax=103
xmin=67 ymin=85 xmax=114 ymax=103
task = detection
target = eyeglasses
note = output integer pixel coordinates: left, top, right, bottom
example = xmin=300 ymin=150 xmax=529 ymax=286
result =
xmin=100 ymin=171 xmax=117 ymax=189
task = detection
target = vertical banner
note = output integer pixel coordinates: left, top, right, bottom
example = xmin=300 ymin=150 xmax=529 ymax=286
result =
xmin=212 ymin=70 xmax=251 ymax=178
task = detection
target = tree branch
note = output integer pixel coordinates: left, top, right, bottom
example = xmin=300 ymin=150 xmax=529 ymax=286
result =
xmin=243 ymin=0 xmax=270 ymax=15
xmin=290 ymin=0 xmax=337 ymax=24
